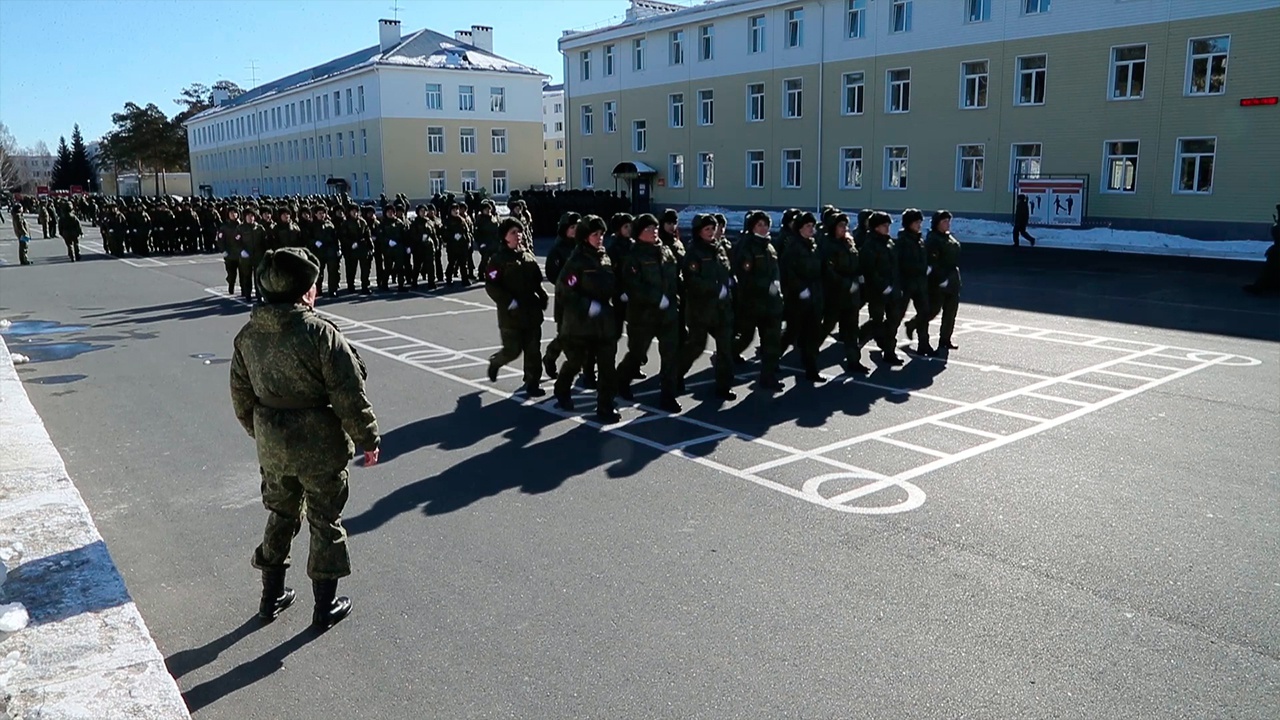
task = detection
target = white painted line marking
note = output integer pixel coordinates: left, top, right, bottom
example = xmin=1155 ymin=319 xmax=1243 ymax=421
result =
xmin=1058 ymin=378 xmax=1127 ymax=393
xmin=1021 ymin=391 xmax=1093 ymax=407
xmin=379 ymin=343 xmax=426 ymax=352
xmin=364 ymin=308 xmax=490 ymax=323
xmin=664 ymin=432 xmax=732 ymax=451
xmin=929 ymin=420 xmax=1004 ymax=440
xmin=1094 ymin=369 xmax=1160 ymax=382
xmin=437 ymin=360 xmax=487 ymax=371
xmin=1119 ymin=359 xmax=1185 ymax=372
xmin=874 ymin=436 xmax=951 ymax=459
xmin=976 ymin=406 xmax=1050 ymax=422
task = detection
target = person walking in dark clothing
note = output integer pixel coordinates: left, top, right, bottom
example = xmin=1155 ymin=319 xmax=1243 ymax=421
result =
xmin=1014 ymin=194 xmax=1037 ymax=247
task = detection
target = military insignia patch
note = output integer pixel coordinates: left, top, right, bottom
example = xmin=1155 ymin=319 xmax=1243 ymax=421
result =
xmin=690 ymin=261 xmax=700 ymax=272
xmin=487 ymin=268 xmax=499 ymax=279
xmin=566 ymin=274 xmax=578 ymax=287
xmin=743 ymin=261 xmax=752 ymax=271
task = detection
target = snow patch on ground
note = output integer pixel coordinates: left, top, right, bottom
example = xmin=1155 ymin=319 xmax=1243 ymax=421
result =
xmin=11 ymin=352 xmax=29 ymax=364
xmin=674 ymin=206 xmax=1268 ymax=262
xmin=0 ymin=603 xmax=29 ymax=632
xmin=0 ymin=318 xmax=11 ymax=329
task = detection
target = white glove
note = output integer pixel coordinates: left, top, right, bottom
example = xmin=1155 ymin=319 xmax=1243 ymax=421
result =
xmin=239 ymin=250 xmax=249 ymax=258
xmin=235 ymin=234 xmax=242 ymax=241
xmin=508 ymin=299 xmax=519 ymax=310
xmin=659 ymin=295 xmax=670 ymax=310
xmin=315 ymin=241 xmax=322 ymax=248
xmin=217 ymin=232 xmax=223 ymax=239
xmin=729 ymin=276 xmax=736 ymax=287
xmin=222 ymin=252 xmax=229 ymax=258
xmin=940 ymin=279 xmax=949 ymax=289
xmin=927 ymin=265 xmax=932 ymax=275
xmin=388 ymin=240 xmax=397 ymax=247
xmin=718 ymin=285 xmax=728 ymax=300
xmin=351 ymin=242 xmax=359 ymax=249
xmin=799 ymin=288 xmax=811 ymax=300
xmin=620 ymin=293 xmax=629 ymax=303
xmin=454 ymin=233 xmax=461 ymax=240
xmin=422 ymin=234 xmax=429 ymax=242
xmin=769 ymin=280 xmax=781 ymax=297
xmin=883 ymin=285 xmax=893 ymax=296
xmin=588 ymin=300 xmax=602 ymax=318
xmin=858 ymin=275 xmax=865 ymax=284
xmin=850 ymin=281 xmax=859 ymax=293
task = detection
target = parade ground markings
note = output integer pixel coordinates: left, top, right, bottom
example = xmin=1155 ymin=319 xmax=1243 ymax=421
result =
xmin=204 ymin=285 xmax=1261 ymax=517
xmin=78 ymin=238 xmax=226 ymax=268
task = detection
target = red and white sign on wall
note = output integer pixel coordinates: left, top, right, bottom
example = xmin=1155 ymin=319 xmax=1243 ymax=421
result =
xmin=1017 ymin=178 xmax=1085 ymax=227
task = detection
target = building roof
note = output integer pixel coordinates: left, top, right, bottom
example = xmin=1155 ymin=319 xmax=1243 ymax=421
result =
xmin=189 ymin=27 xmax=544 ymax=123
xmin=543 ymin=83 xmax=565 ymax=93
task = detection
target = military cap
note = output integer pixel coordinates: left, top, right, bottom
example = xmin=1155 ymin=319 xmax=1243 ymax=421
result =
xmin=831 ymin=212 xmax=850 ymax=228
xmin=558 ymin=212 xmax=582 ymax=232
xmin=745 ymin=210 xmax=771 ymax=233
xmin=901 ymin=208 xmax=924 ymax=227
xmin=575 ymin=214 xmax=608 ymax=240
xmin=660 ymin=208 xmax=679 ymax=225
xmin=868 ymin=211 xmax=893 ymax=230
xmin=713 ymin=213 xmax=727 ymax=226
xmin=609 ymin=212 xmax=634 ymax=234
xmin=931 ymin=209 xmax=953 ymax=229
xmin=692 ymin=213 xmax=717 ymax=234
xmin=497 ymin=217 xmax=524 ymax=237
xmin=631 ymin=213 xmax=660 ymax=236
xmin=791 ymin=211 xmax=817 ymax=231
xmin=256 ymin=247 xmax=320 ymax=303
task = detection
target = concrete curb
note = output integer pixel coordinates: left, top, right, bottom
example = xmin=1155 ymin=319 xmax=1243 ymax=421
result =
xmin=0 ymin=337 xmax=190 ymax=718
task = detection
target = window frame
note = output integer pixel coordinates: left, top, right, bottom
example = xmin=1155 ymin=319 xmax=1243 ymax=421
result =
xmin=890 ymin=0 xmax=913 ymax=33
xmin=582 ymin=104 xmax=595 ymax=135
xmin=884 ymin=145 xmax=909 ymax=190
xmin=1022 ymin=0 xmax=1051 ymax=15
xmin=1009 ymin=142 xmax=1043 ymax=191
xmin=839 ymin=146 xmax=863 ymax=190
xmin=491 ymin=170 xmax=509 ymax=197
xmin=785 ymin=7 xmax=804 ymax=48
xmin=747 ymin=82 xmax=766 ymax=122
xmin=633 ymin=119 xmax=648 ymax=153
xmin=580 ymin=50 xmax=592 ymax=81
xmin=746 ymin=149 xmax=766 ymax=189
xmin=966 ymin=0 xmax=991 ymax=23
xmin=960 ymin=59 xmax=989 ymax=110
xmin=459 ymin=84 xmax=476 ymax=112
xmin=699 ymin=24 xmax=714 ymax=61
xmin=698 ymin=151 xmax=715 ymax=188
xmin=669 ymin=29 xmax=685 ymax=65
xmin=846 ymin=0 xmax=866 ymax=38
xmin=604 ymin=101 xmax=618 ymax=134
xmin=698 ymin=89 xmax=715 ymax=126
xmin=461 ymin=170 xmax=479 ymax=193
xmin=1102 ymin=139 xmax=1141 ymax=194
xmin=1015 ymin=54 xmax=1048 ymax=107
xmin=669 ymin=153 xmax=685 ymax=188
xmin=633 ymin=38 xmax=646 ymax=71
xmin=1108 ymin=43 xmax=1147 ymax=101
xmin=604 ymin=44 xmax=616 ymax=76
xmin=842 ymin=71 xmax=865 ymax=115
xmin=783 ymin=77 xmax=803 ymax=119
xmin=669 ymin=92 xmax=685 ymax=128
xmin=956 ymin=144 xmax=986 ymax=192
xmin=1184 ymin=35 xmax=1230 ymax=96
xmin=490 ymin=86 xmax=507 ymax=113
xmin=581 ymin=157 xmax=595 ymax=188
xmin=781 ymin=148 xmax=802 ymax=189
xmin=886 ymin=67 xmax=911 ymax=114
xmin=429 ymin=170 xmax=447 ymax=196
xmin=748 ymin=15 xmax=766 ymax=54
xmin=459 ymin=127 xmax=477 ymax=155
xmin=491 ymin=128 xmax=508 ymax=155
xmin=1172 ymin=136 xmax=1216 ymax=195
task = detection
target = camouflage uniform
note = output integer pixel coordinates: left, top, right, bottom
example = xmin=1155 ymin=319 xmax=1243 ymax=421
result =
xmin=731 ymin=213 xmax=785 ymax=390
xmin=679 ymin=215 xmax=736 ymax=399
xmin=617 ymin=214 xmax=682 ymax=411
xmin=484 ymin=222 xmax=549 ymax=393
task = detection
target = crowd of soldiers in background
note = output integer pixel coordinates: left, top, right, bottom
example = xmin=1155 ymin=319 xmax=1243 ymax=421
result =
xmin=482 ymin=205 xmax=965 ymax=423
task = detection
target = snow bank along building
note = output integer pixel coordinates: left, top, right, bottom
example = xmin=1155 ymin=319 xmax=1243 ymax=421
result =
xmin=185 ymin=19 xmax=547 ymax=202
xmin=558 ymin=0 xmax=1280 ymax=240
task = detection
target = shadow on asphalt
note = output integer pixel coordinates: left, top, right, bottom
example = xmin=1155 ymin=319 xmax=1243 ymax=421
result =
xmin=80 ymin=297 xmax=249 ymax=327
xmin=178 ymin=625 xmax=319 ymax=714
xmin=955 ymin=244 xmax=1280 ymax=342
xmin=165 ymin=616 xmax=264 ymax=680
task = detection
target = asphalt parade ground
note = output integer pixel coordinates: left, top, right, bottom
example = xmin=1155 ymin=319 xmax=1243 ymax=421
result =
xmin=2 ymin=224 xmax=1278 ymax=719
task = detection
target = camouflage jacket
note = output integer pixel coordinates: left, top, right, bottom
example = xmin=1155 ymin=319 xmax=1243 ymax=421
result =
xmin=924 ymin=229 xmax=962 ymax=293
xmin=230 ymin=303 xmax=380 ymax=475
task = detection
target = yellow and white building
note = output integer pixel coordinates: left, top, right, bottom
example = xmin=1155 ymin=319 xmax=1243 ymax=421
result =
xmin=559 ymin=0 xmax=1280 ymax=239
xmin=543 ymin=83 xmax=567 ymax=186
xmin=186 ymin=19 xmax=548 ymax=201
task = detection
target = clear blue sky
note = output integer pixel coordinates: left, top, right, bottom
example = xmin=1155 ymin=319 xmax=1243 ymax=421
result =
xmin=0 ymin=0 xmax=670 ymax=152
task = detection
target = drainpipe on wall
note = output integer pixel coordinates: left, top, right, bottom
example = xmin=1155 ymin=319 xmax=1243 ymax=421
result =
xmin=562 ymin=49 xmax=571 ymax=191
xmin=377 ymin=67 xmax=386 ymax=200
xmin=815 ymin=0 xmax=825 ymax=212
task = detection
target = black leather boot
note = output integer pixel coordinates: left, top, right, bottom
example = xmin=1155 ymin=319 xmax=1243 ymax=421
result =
xmin=257 ymin=569 xmax=295 ymax=622
xmin=311 ymin=579 xmax=351 ymax=631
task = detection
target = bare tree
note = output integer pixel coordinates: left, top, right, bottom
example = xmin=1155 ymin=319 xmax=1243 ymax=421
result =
xmin=0 ymin=122 xmax=20 ymax=190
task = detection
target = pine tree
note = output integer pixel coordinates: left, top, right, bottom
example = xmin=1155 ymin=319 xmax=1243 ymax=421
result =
xmin=69 ymin=124 xmax=97 ymax=191
xmin=50 ymin=136 xmax=72 ymax=190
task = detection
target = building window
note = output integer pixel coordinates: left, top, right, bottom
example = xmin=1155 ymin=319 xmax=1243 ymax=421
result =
xmin=670 ymin=30 xmax=684 ymax=65
xmin=459 ymin=85 xmax=475 ymax=111
xmin=748 ymin=15 xmax=765 ymax=54
xmin=891 ymin=0 xmax=912 ymax=33
xmin=957 ymin=144 xmax=985 ymax=191
xmin=491 ymin=129 xmax=507 ymax=154
xmin=669 ymin=154 xmax=685 ymax=188
xmin=698 ymin=152 xmax=714 ymax=188
xmin=1111 ymin=45 xmax=1146 ymax=100
xmin=604 ymin=44 xmax=615 ymax=76
xmin=1175 ymin=138 xmax=1215 ymax=194
xmin=1010 ymin=142 xmax=1042 ymax=190
xmin=337 ymin=132 xmax=344 ymax=157
xmin=346 ymin=88 xmax=353 ymax=114
xmin=428 ymin=127 xmax=444 ymax=154
xmin=582 ymin=157 xmax=595 ymax=188
xmin=698 ymin=89 xmax=714 ymax=125
xmin=1104 ymin=140 xmax=1139 ymax=193
xmin=840 ymin=147 xmax=863 ymax=189
xmin=633 ymin=38 xmax=646 ymax=71
xmin=461 ymin=170 xmax=478 ymax=192
xmin=350 ymin=132 xmax=356 ymax=156
xmin=580 ymin=50 xmax=591 ymax=81
xmin=582 ymin=104 xmax=595 ymax=135
xmin=842 ymin=72 xmax=864 ymax=114
xmin=556 ymin=139 xmax=564 ymax=150
xmin=747 ymin=83 xmax=766 ymax=121
xmin=490 ymin=87 xmax=506 ymax=112
xmin=747 ymin=150 xmax=765 ymax=188
xmin=361 ymin=128 xmax=368 ymax=155
xmin=887 ymin=68 xmax=910 ymax=113
xmin=363 ymin=173 xmax=371 ymax=198
xmin=669 ymin=93 xmax=684 ymax=128
xmin=966 ymin=0 xmax=990 ymax=23
xmin=847 ymin=0 xmax=867 ymax=38
xmin=554 ymin=121 xmax=563 ymax=132
xmin=782 ymin=149 xmax=802 ymax=188
xmin=961 ymin=61 xmax=989 ymax=109
xmin=605 ymin=101 xmax=617 ymax=133
xmin=1186 ymin=36 xmax=1229 ymax=96
xmin=786 ymin=7 xmax=803 ymax=48
xmin=554 ymin=101 xmax=562 ymax=113
xmin=783 ymin=78 xmax=802 ymax=118
xmin=699 ymin=24 xmax=714 ymax=60
xmin=1023 ymin=0 xmax=1050 ymax=14
xmin=633 ymin=120 xmax=647 ymax=153
xmin=460 ymin=128 xmax=477 ymax=154
xmin=1016 ymin=55 xmax=1047 ymax=105
xmin=430 ymin=170 xmax=446 ymax=195
xmin=358 ymin=85 xmax=365 ymax=113
xmin=885 ymin=146 xmax=909 ymax=189
xmin=556 ymin=158 xmax=564 ymax=168
xmin=492 ymin=170 xmax=509 ymax=196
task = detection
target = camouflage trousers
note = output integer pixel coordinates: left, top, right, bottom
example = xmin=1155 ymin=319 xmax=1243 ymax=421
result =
xmin=251 ymin=467 xmax=351 ymax=580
